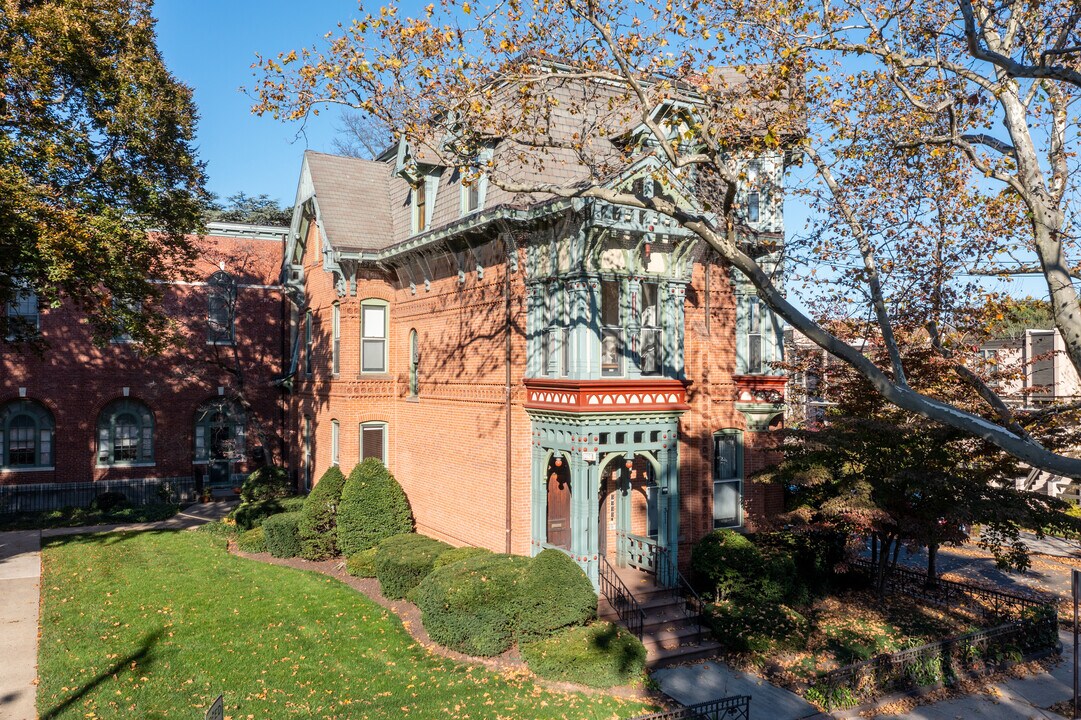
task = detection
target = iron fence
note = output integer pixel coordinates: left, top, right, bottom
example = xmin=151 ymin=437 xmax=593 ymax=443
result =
xmin=807 ymin=559 xmax=1059 ymax=711
xmin=630 ymin=695 xmax=750 ymax=720
xmin=0 ymin=477 xmax=197 ymax=515
xmin=599 ymin=555 xmax=645 ymax=639
xmin=656 ymin=544 xmax=706 ymax=642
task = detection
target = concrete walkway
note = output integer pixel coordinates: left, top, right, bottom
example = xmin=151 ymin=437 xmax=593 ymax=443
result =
xmin=652 ymin=661 xmax=824 ymax=719
xmin=0 ymin=501 xmax=234 ymax=720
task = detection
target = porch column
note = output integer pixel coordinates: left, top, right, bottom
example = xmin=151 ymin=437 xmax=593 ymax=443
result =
xmin=569 ymin=454 xmax=590 ymax=565
xmin=526 ymin=283 xmax=545 ymax=377
xmin=569 ymin=279 xmax=590 ymax=379
xmin=625 ymin=277 xmax=642 ymax=379
xmin=585 ymin=456 xmax=600 ymax=586
xmin=661 ymin=438 xmax=680 ymax=581
xmin=530 ymin=443 xmax=546 ymax=555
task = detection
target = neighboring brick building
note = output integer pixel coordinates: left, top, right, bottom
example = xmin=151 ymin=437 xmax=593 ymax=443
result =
xmin=0 ymin=223 xmax=288 ymax=505
xmin=283 ymin=104 xmax=788 ymax=584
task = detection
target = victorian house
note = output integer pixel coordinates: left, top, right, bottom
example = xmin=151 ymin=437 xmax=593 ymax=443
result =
xmin=283 ymin=77 xmax=790 ymax=588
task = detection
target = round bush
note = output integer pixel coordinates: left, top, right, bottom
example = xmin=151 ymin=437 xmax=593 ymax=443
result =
xmin=231 ymin=496 xmax=306 ymax=531
xmin=298 ymin=466 xmax=347 ymax=560
xmin=522 ymin=623 xmax=646 ymax=687
xmin=433 ymin=546 xmax=492 ymax=569
xmin=240 ymin=465 xmax=293 ymax=503
xmin=691 ymin=529 xmax=768 ymax=601
xmin=373 ymin=533 xmax=452 ymax=600
xmin=91 ymin=491 xmax=130 ymax=512
xmin=237 ymin=526 xmax=267 ymax=554
xmin=518 ymin=549 xmax=597 ymax=640
xmin=346 ymin=547 xmax=378 ymax=577
xmin=337 ymin=459 xmax=413 ymax=557
xmin=412 ymin=552 xmax=531 ymax=656
xmin=262 ymin=511 xmax=302 ymax=558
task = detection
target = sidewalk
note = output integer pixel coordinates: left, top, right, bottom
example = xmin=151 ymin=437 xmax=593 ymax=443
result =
xmin=0 ymin=501 xmax=233 ymax=720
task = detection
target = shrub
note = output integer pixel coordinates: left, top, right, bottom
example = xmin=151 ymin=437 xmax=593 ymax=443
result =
xmin=433 ymin=546 xmax=491 ymax=569
xmin=237 ymin=526 xmax=267 ymax=554
xmin=195 ymin=520 xmax=236 ymax=538
xmin=346 ymin=547 xmax=379 ymax=577
xmin=240 ymin=465 xmax=293 ymax=502
xmin=373 ymin=533 xmax=452 ymax=600
xmin=518 ymin=549 xmax=597 ymax=640
xmin=691 ymin=529 xmax=767 ymax=601
xmin=91 ymin=491 xmax=130 ymax=512
xmin=231 ymin=496 xmax=306 ymax=531
xmin=412 ymin=552 xmax=531 ymax=656
xmin=298 ymin=466 xmax=347 ymax=560
xmin=522 ymin=623 xmax=646 ymax=687
xmin=262 ymin=512 xmax=302 ymax=558
xmin=337 ymin=459 xmax=413 ymax=557
xmin=705 ymin=597 xmax=809 ymax=654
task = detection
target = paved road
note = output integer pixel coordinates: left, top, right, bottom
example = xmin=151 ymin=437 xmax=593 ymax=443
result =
xmin=0 ymin=501 xmax=234 ymax=720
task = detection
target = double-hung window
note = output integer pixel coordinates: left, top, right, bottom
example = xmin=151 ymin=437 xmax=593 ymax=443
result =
xmin=713 ymin=431 xmax=743 ymax=529
xmin=207 ymin=271 xmax=236 ymax=344
xmin=6 ymin=286 xmax=39 ymax=339
xmin=600 ymin=279 xmax=623 ymax=376
xmin=332 ymin=303 xmax=341 ymax=375
xmin=639 ymin=282 xmax=661 ymax=375
xmin=331 ymin=420 xmax=340 ymax=466
xmin=98 ymin=399 xmax=154 ymax=466
xmin=304 ymin=310 xmax=313 ymax=376
xmin=361 ymin=302 xmax=387 ymax=373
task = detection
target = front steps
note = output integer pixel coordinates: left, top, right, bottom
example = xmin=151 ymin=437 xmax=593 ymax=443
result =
xmin=599 ymin=564 xmax=721 ymax=668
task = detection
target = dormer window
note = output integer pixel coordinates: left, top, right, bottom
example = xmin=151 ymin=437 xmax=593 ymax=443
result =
xmin=413 ymin=180 xmax=428 ymax=233
xmin=747 ymin=191 xmax=760 ymax=223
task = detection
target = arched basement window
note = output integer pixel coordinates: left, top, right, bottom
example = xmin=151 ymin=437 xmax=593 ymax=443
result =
xmin=0 ymin=400 xmax=54 ymax=468
xmin=98 ymin=399 xmax=154 ymax=465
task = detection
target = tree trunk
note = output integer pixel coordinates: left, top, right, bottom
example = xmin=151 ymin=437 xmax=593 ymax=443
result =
xmin=926 ymin=543 xmax=939 ymax=587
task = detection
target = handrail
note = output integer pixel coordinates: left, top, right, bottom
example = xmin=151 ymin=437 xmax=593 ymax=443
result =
xmin=598 ymin=555 xmax=645 ymax=640
xmin=656 ymin=544 xmax=705 ymax=642
xmin=629 ymin=695 xmax=751 ymax=720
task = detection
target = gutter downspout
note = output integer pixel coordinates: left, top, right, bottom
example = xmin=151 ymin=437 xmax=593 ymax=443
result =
xmin=504 ymin=234 xmax=514 ymax=554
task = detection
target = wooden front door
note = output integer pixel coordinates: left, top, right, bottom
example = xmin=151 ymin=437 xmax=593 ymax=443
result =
xmin=546 ymin=467 xmax=571 ymax=550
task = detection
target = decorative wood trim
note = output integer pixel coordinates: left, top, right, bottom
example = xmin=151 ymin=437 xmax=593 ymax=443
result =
xmin=523 ymin=378 xmax=690 ymax=413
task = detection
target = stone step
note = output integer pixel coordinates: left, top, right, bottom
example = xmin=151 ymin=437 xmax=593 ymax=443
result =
xmin=599 ymin=601 xmax=691 ymax=627
xmin=640 ymin=621 xmax=707 ymax=652
xmin=645 ymin=638 xmax=723 ymax=669
xmin=599 ymin=589 xmax=685 ymax=614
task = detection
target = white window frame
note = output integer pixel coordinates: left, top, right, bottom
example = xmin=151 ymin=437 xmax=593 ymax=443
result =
xmin=331 ymin=419 xmax=340 ymax=466
xmin=332 ymin=302 xmax=341 ymax=375
xmin=460 ymin=154 xmax=489 ymax=216
xmin=411 ymin=174 xmax=437 ymax=234
xmin=360 ymin=421 xmax=388 ymax=464
xmin=360 ymin=300 xmax=388 ymax=374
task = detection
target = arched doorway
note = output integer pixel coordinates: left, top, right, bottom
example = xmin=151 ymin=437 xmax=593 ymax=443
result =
xmin=545 ymin=455 xmax=572 ymax=550
xmin=599 ymin=453 xmax=660 ymax=569
xmin=195 ymin=399 xmax=245 ymax=488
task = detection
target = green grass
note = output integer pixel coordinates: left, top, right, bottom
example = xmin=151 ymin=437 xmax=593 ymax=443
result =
xmin=38 ymin=530 xmax=654 ymax=720
xmin=0 ymin=503 xmax=179 ymax=531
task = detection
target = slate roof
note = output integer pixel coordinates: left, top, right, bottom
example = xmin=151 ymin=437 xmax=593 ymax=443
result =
xmin=305 ymin=151 xmax=396 ymax=252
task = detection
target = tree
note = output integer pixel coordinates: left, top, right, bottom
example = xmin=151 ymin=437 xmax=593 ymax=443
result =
xmin=331 ymin=111 xmax=392 ymax=160
xmin=253 ymin=0 xmax=1081 ymax=475
xmin=206 ymin=192 xmax=293 ymax=227
xmin=1 ymin=0 xmax=208 ymax=350
xmin=766 ymin=339 xmax=1079 ymax=589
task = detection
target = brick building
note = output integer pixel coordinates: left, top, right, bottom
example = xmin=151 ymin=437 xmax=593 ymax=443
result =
xmin=283 ymin=107 xmax=789 ymax=584
xmin=0 ymin=223 xmax=288 ymax=505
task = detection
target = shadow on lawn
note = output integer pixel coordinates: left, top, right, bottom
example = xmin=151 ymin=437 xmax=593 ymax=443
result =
xmin=40 ymin=628 xmax=163 ymax=720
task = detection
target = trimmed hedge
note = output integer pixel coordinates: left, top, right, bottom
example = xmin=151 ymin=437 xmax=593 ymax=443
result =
xmin=232 ymin=496 xmax=306 ymax=531
xmin=240 ymin=465 xmax=292 ymax=503
xmin=433 ymin=546 xmax=491 ymax=569
xmin=521 ymin=622 xmax=646 ymax=687
xmin=262 ymin=512 xmax=302 ymax=558
xmin=346 ymin=547 xmax=378 ymax=577
xmin=518 ymin=549 xmax=597 ymax=640
xmin=374 ymin=533 xmax=452 ymax=600
xmin=298 ymin=466 xmax=347 ymax=560
xmin=237 ymin=526 xmax=267 ymax=554
xmin=412 ymin=552 xmax=531 ymax=656
xmin=195 ymin=520 xmax=236 ymax=538
xmin=91 ymin=491 xmax=130 ymax=511
xmin=337 ymin=459 xmax=413 ymax=558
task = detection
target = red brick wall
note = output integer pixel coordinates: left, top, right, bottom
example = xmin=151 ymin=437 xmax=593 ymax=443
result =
xmin=0 ymin=231 xmax=287 ymax=486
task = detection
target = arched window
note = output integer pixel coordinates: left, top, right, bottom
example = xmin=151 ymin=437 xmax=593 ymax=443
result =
xmin=0 ymin=400 xmax=54 ymax=468
xmin=194 ymin=399 xmax=245 ymax=463
xmin=408 ymin=329 xmax=419 ymax=397
xmin=98 ymin=399 xmax=154 ymax=465
xmin=207 ymin=271 xmax=237 ymax=344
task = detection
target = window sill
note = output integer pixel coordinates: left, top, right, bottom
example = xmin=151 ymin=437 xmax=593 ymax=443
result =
xmin=0 ymin=466 xmax=55 ymax=473
xmin=405 ymin=395 xmax=419 ymax=403
xmin=96 ymin=462 xmax=156 ymax=469
xmin=206 ymin=340 xmax=235 ymax=346
xmin=358 ymin=373 xmax=391 ymax=379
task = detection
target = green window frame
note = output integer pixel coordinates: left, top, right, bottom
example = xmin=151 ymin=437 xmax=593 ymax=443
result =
xmin=712 ymin=430 xmax=743 ymax=529
xmin=0 ymin=400 xmax=54 ymax=469
xmin=98 ymin=398 xmax=154 ymax=466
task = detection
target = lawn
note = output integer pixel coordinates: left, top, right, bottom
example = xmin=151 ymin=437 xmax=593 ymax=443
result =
xmin=0 ymin=503 xmax=179 ymax=531
xmin=38 ymin=530 xmax=654 ymax=720
xmin=727 ymin=590 xmax=982 ymax=687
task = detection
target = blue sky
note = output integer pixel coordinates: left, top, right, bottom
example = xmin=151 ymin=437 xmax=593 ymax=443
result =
xmin=152 ymin=1 xmax=379 ymax=206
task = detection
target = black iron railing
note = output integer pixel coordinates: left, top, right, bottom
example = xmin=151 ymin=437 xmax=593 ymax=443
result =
xmin=598 ymin=555 xmax=645 ymax=639
xmin=850 ymin=558 xmax=1047 ymax=619
xmin=656 ymin=544 xmax=705 ymax=642
xmin=0 ymin=476 xmax=196 ymax=515
xmin=629 ymin=695 xmax=751 ymax=720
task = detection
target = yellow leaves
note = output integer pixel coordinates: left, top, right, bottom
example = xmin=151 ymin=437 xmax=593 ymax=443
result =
xmin=463 ymin=1 xmax=472 ymax=13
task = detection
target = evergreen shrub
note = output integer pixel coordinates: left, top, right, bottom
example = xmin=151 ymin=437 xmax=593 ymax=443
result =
xmin=373 ymin=533 xmax=452 ymax=599
xmin=521 ymin=623 xmax=646 ymax=687
xmin=433 ymin=546 xmax=491 ymax=569
xmin=518 ymin=549 xmax=597 ymax=640
xmin=346 ymin=547 xmax=378 ymax=577
xmin=239 ymin=465 xmax=292 ymax=502
xmin=337 ymin=459 xmax=413 ymax=557
xmin=232 ymin=496 xmax=305 ymax=531
xmin=237 ymin=526 xmax=267 ymax=554
xmin=298 ymin=466 xmax=347 ymax=560
xmin=262 ymin=512 xmax=302 ymax=558
xmin=411 ymin=552 xmax=531 ymax=656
